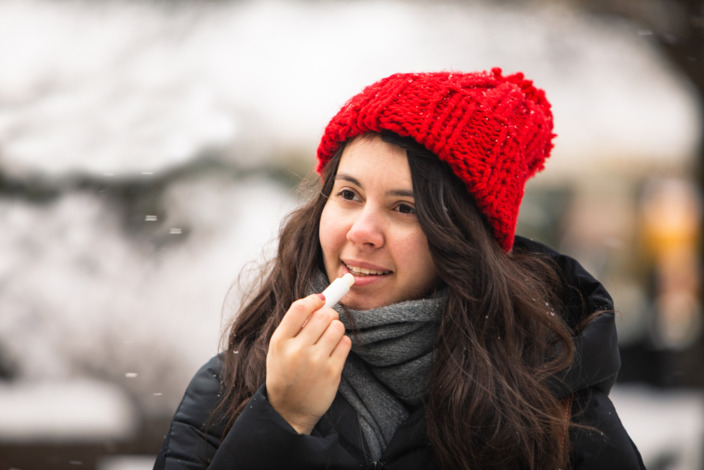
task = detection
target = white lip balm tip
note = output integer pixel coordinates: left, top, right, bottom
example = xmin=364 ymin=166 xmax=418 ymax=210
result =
xmin=341 ymin=273 xmax=355 ymax=287
xmin=321 ymin=274 xmax=356 ymax=309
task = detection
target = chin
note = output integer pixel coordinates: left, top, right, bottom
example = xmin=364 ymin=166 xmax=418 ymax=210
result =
xmin=343 ymin=296 xmax=387 ymax=311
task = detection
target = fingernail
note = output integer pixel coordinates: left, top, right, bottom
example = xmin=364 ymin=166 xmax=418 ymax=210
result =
xmin=317 ymin=293 xmax=326 ymax=301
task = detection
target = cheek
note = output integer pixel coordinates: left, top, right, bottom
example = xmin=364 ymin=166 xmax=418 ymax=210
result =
xmin=319 ymin=204 xmax=343 ymax=259
xmin=397 ymin=234 xmax=438 ymax=290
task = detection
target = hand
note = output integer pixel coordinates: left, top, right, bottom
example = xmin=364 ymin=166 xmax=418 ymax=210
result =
xmin=266 ymin=293 xmax=352 ymax=434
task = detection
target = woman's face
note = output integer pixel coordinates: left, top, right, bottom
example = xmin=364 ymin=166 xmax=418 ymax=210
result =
xmin=319 ymin=134 xmax=439 ymax=310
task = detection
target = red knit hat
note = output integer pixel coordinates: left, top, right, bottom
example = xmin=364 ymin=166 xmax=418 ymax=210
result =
xmin=316 ymin=68 xmax=555 ymax=252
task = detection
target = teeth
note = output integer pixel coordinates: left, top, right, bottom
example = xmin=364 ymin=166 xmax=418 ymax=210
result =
xmin=345 ymin=264 xmax=390 ymax=276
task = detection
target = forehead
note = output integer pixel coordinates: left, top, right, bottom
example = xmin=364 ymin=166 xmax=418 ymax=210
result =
xmin=337 ymin=135 xmax=411 ymax=182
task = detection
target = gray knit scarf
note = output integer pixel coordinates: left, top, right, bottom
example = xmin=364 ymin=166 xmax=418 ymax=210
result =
xmin=311 ymin=273 xmax=446 ymax=461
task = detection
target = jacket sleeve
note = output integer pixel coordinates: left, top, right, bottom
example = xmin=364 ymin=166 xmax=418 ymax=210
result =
xmin=154 ymin=357 xmax=359 ymax=470
xmin=570 ymin=388 xmax=646 ymax=470
xmin=208 ymin=385 xmax=359 ymax=470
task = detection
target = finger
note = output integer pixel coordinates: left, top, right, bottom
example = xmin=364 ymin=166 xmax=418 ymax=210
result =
xmin=275 ymin=294 xmax=325 ymax=339
xmin=329 ymin=332 xmax=352 ymax=368
xmin=297 ymin=307 xmax=338 ymax=344
xmin=314 ymin=318 xmax=347 ymax=353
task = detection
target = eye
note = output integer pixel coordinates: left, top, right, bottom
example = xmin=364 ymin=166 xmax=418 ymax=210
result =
xmin=337 ymin=189 xmax=359 ymax=201
xmin=395 ymin=202 xmax=416 ymax=215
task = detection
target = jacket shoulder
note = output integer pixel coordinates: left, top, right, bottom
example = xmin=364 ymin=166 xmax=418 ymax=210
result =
xmin=154 ymin=355 xmax=225 ymax=469
xmin=173 ymin=355 xmax=225 ymax=428
xmin=514 ymin=237 xmax=621 ymax=395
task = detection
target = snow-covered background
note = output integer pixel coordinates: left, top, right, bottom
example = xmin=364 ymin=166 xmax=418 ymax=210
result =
xmin=0 ymin=0 xmax=702 ymax=468
xmin=0 ymin=0 xmax=699 ymax=177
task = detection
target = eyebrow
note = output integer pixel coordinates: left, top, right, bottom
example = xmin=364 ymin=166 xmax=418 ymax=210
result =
xmin=335 ymin=173 xmax=415 ymax=198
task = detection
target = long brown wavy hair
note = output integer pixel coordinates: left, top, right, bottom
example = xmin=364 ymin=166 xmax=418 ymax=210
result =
xmin=217 ymin=131 xmax=576 ymax=469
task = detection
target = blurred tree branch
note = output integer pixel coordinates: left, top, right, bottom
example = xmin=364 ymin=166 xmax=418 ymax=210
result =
xmin=570 ymin=0 xmax=704 ymax=173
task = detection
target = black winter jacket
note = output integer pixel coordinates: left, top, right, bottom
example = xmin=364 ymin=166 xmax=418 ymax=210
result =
xmin=154 ymin=237 xmax=645 ymax=469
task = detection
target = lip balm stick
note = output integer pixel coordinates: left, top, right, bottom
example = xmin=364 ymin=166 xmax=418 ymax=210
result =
xmin=321 ymin=273 xmax=355 ymax=309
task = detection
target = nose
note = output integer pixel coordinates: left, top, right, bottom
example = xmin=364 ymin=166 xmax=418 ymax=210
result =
xmin=346 ymin=206 xmax=384 ymax=248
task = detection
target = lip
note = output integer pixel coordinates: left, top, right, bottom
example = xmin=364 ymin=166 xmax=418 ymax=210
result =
xmin=341 ymin=259 xmax=393 ymax=286
xmin=342 ymin=259 xmax=392 ymax=274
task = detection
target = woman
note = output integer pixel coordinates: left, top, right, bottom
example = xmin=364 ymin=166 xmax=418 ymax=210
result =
xmin=154 ymin=69 xmax=645 ymax=469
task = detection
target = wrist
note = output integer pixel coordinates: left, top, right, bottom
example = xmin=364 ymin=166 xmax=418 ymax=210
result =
xmin=265 ymin=387 xmax=318 ymax=435
xmin=276 ymin=408 xmax=317 ymax=435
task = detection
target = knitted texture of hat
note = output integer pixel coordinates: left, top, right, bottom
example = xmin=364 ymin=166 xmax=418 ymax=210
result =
xmin=316 ymin=68 xmax=555 ymax=252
